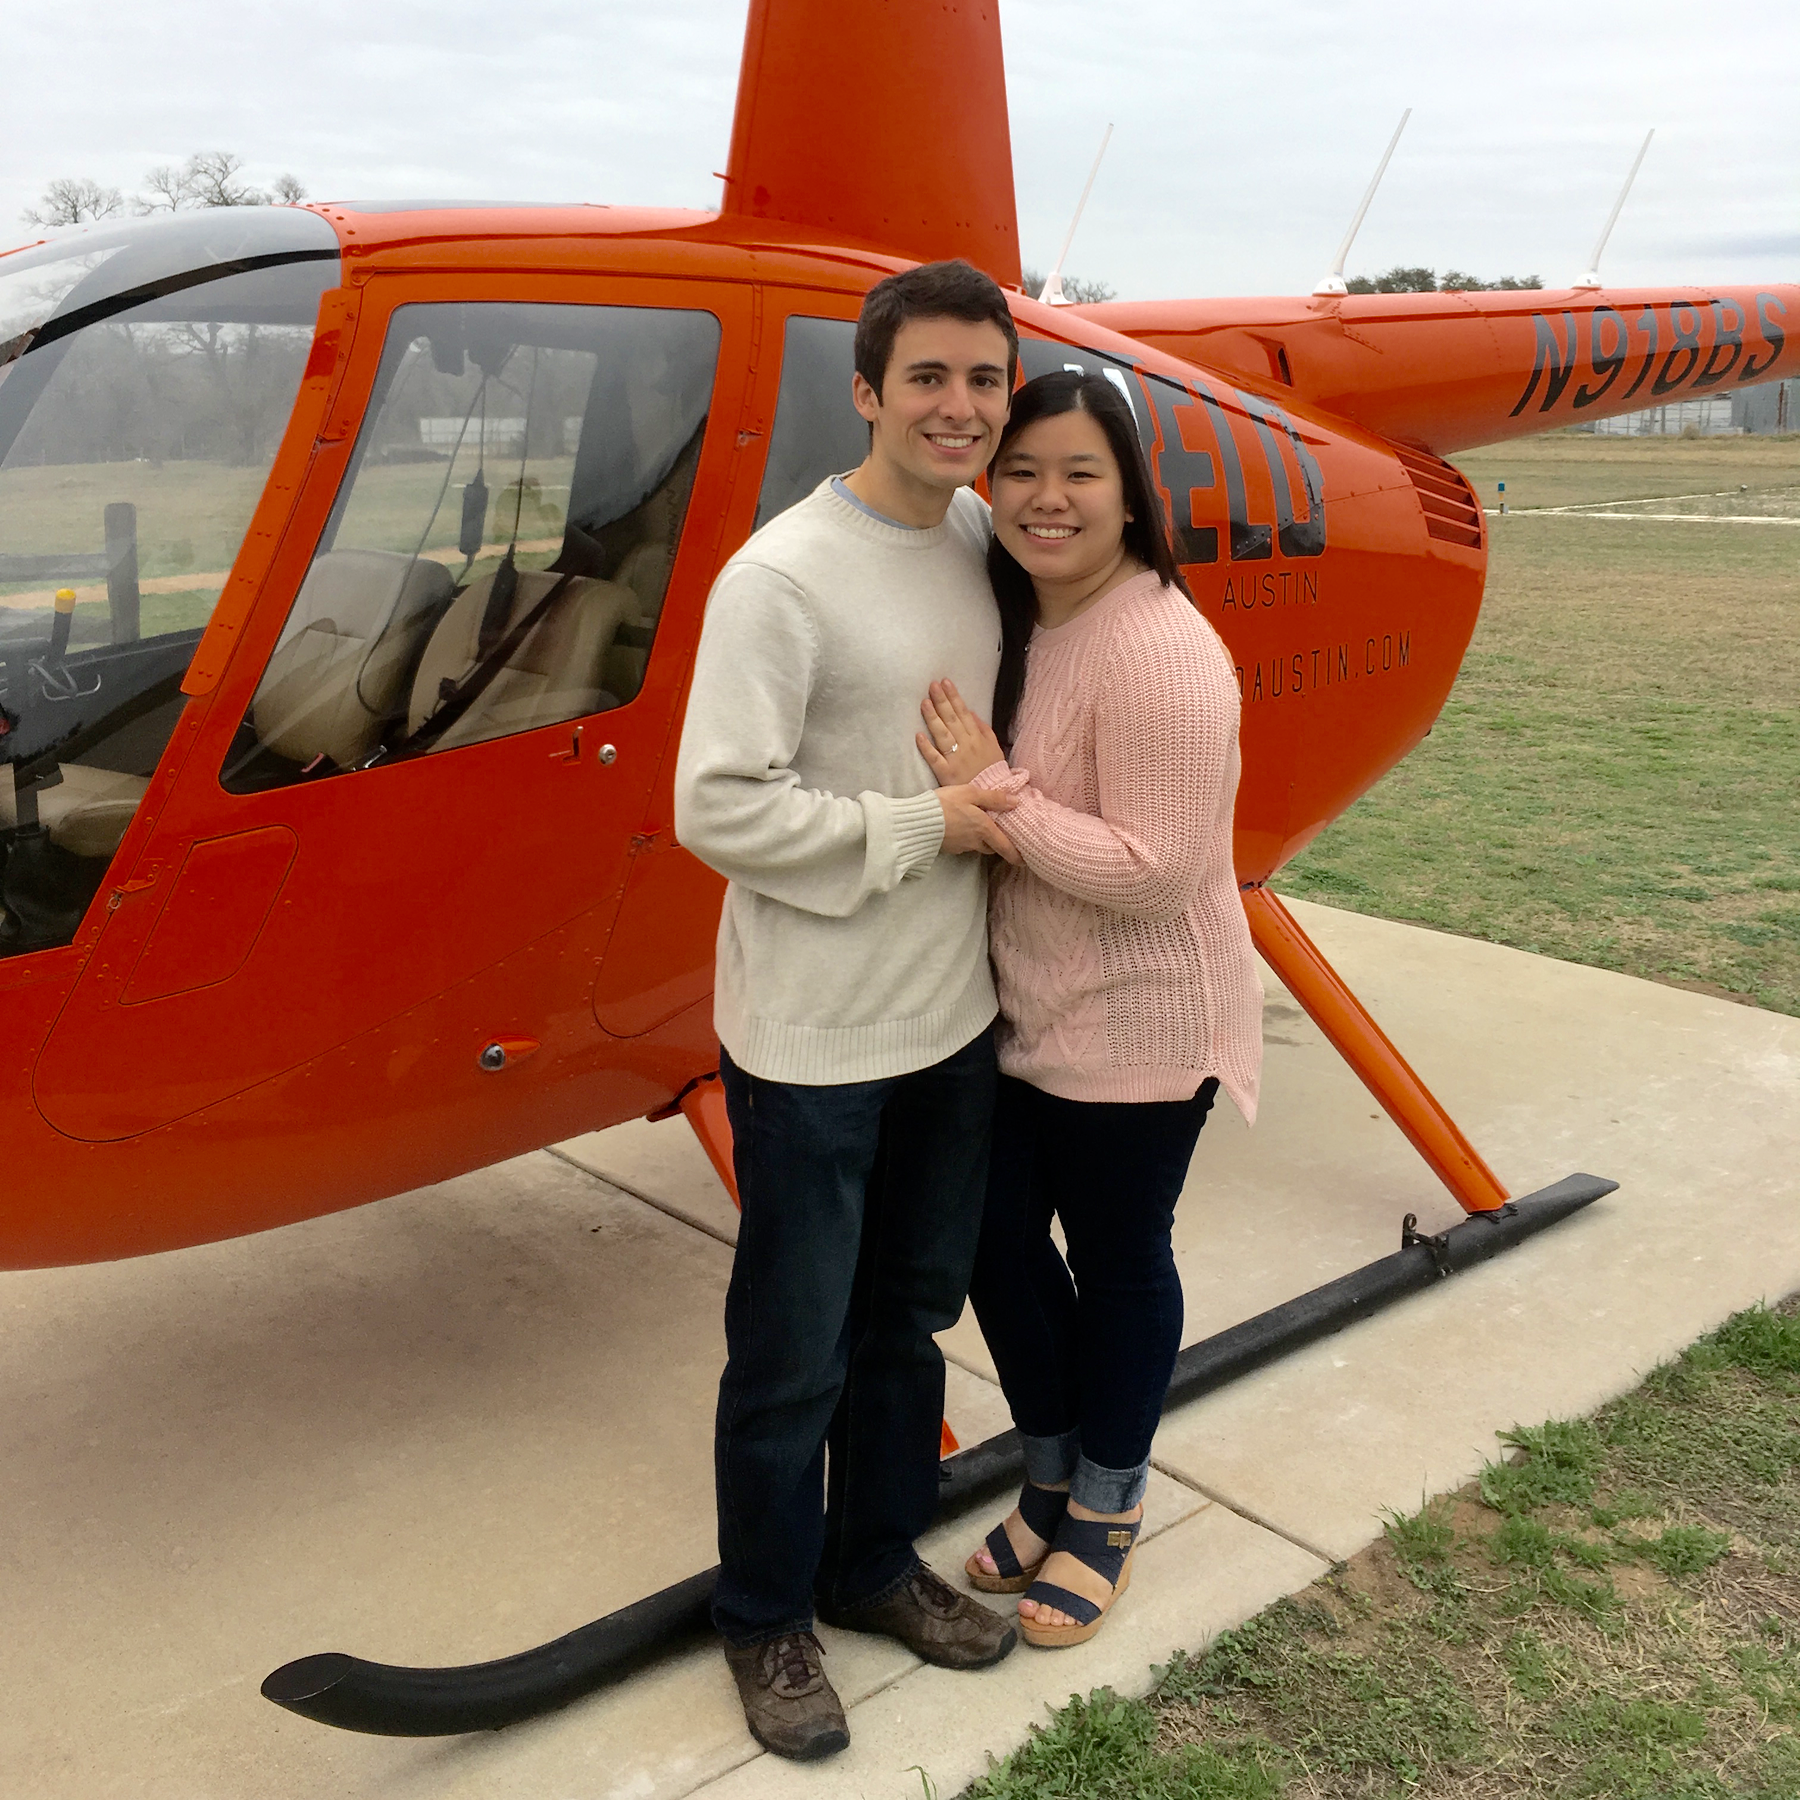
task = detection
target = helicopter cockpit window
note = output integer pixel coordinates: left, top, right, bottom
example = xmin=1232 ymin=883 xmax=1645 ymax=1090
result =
xmin=754 ymin=315 xmax=866 ymax=528
xmin=750 ymin=319 xmax=1148 ymax=533
xmin=223 ymin=300 xmax=719 ymax=790
xmin=0 ymin=209 xmax=340 ymax=957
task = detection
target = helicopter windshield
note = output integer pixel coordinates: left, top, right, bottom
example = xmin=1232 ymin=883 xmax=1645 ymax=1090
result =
xmin=0 ymin=208 xmax=340 ymax=957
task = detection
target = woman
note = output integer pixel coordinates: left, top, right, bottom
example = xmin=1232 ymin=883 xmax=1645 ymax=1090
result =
xmin=916 ymin=370 xmax=1262 ymax=1648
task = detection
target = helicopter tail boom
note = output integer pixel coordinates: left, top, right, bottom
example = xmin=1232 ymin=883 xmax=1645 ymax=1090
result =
xmin=1082 ymin=284 xmax=1798 ymax=456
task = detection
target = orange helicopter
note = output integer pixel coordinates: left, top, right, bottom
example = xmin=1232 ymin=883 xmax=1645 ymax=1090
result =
xmin=0 ymin=3 xmax=1791 ymax=1279
xmin=7 ymin=0 xmax=1793 ymax=1739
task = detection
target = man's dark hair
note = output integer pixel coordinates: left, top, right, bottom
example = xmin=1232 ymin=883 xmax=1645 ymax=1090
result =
xmin=854 ymin=260 xmax=1020 ymax=399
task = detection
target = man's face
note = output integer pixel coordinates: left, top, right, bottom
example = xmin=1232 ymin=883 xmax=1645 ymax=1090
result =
xmin=852 ymin=316 xmax=1013 ymax=493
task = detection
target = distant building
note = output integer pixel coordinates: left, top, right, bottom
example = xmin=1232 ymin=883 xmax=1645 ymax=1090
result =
xmin=418 ymin=417 xmax=527 ymax=452
xmin=1731 ymin=380 xmax=1796 ymax=435
xmin=415 ymin=417 xmax=586 ymax=455
xmin=1581 ymin=380 xmax=1796 ymax=436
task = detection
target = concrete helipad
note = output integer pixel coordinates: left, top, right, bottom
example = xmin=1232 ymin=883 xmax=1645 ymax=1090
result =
xmin=5 ymin=898 xmax=1798 ymax=1800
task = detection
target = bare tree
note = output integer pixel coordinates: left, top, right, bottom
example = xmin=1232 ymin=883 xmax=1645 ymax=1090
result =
xmin=24 ymin=155 xmax=310 ymax=229
xmin=187 ymin=150 xmax=268 ymax=207
xmin=22 ymin=176 xmax=126 ymax=227
xmin=137 ymin=150 xmax=258 ymax=211
xmin=132 ymin=151 xmax=305 ymax=213
xmin=137 ymin=162 xmax=200 ymax=213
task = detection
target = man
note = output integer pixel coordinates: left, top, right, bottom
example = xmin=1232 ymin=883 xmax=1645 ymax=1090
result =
xmin=674 ymin=260 xmax=1022 ymax=1761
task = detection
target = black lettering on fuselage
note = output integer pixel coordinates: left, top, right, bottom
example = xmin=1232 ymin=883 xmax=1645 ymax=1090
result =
xmin=1186 ymin=376 xmax=1272 ymax=562
xmin=1693 ymin=298 xmax=1746 ymax=388
xmin=1622 ymin=305 xmax=1663 ymax=399
xmin=1240 ymin=390 xmax=1326 ymax=558
xmin=1507 ymin=293 xmax=1782 ymax=420
xmin=1233 ymin=634 xmax=1415 ymax=702
xmin=1651 ymin=302 xmax=1704 ymax=395
xmin=1510 ymin=311 xmax=1580 ymax=416
xmin=1056 ymin=340 xmax=1330 ymax=568
xmin=1138 ymin=371 xmax=1220 ymax=565
xmin=1053 ymin=357 xmax=1154 ymax=450
xmin=1573 ymin=305 xmax=1627 ymax=408
xmin=1742 ymin=293 xmax=1788 ymax=382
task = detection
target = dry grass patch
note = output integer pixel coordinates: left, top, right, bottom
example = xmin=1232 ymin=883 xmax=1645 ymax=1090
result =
xmin=1455 ymin=433 xmax=1800 ymax=512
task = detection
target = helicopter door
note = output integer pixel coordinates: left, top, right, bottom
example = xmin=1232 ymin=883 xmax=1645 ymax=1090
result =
xmin=34 ymin=282 xmax=744 ymax=1143
xmin=589 ymin=304 xmax=871 ymax=1040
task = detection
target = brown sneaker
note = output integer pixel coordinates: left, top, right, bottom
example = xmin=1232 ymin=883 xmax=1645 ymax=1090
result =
xmin=817 ymin=1562 xmax=1017 ymax=1670
xmin=722 ymin=1631 xmax=850 ymax=1762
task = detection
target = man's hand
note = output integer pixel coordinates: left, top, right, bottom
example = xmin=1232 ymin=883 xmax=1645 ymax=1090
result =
xmin=937 ymin=785 xmax=1021 ymax=863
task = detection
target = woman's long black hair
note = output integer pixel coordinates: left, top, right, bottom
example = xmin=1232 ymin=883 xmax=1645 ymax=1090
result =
xmin=987 ymin=370 xmax=1194 ymax=746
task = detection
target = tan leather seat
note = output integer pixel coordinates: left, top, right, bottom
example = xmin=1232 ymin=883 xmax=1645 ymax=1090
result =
xmin=406 ymin=567 xmax=635 ymax=753
xmin=251 ymin=549 xmax=454 ymax=768
xmin=614 ymin=539 xmax=673 ymax=620
xmin=601 ymin=540 xmax=671 ymax=701
xmin=0 ymin=764 xmax=150 ymax=859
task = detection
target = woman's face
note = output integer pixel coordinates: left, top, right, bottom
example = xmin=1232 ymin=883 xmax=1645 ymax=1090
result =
xmin=989 ymin=407 xmax=1132 ymax=589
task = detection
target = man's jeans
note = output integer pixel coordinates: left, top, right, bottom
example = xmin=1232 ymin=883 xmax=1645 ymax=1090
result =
xmin=711 ymin=1027 xmax=997 ymax=1647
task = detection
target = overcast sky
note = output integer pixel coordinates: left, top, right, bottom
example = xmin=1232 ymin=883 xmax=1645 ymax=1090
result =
xmin=6 ymin=0 xmax=1796 ymax=299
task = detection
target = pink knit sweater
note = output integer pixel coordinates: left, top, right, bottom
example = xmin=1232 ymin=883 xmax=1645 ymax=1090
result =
xmin=973 ymin=571 xmax=1263 ymax=1118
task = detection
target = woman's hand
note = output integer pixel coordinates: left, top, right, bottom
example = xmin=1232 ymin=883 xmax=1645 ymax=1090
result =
xmin=917 ymin=679 xmax=1007 ymax=788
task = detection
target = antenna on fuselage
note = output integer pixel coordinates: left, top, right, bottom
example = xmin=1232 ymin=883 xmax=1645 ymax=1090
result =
xmin=1039 ymin=123 xmax=1114 ymax=307
xmin=1573 ymin=128 xmax=1654 ymax=290
xmin=1313 ymin=108 xmax=1411 ymax=297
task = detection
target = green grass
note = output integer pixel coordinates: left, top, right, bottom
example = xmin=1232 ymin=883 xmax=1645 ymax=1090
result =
xmin=0 ymin=458 xmax=272 ymax=585
xmin=1281 ymin=434 xmax=1800 ymax=1016
xmin=964 ymin=1300 xmax=1800 ymax=1799
xmin=0 ymin=451 xmax=575 ymax=658
xmin=332 ymin=455 xmax=573 ymax=560
xmin=955 ymin=1688 xmax=1287 ymax=1799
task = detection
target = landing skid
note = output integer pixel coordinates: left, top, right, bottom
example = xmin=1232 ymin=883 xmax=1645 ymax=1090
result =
xmin=261 ymin=898 xmax=1617 ymax=1737
xmin=262 ymin=1175 xmax=1614 ymax=1736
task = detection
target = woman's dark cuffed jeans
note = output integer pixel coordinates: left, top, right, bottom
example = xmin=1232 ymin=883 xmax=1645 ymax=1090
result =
xmin=710 ymin=1028 xmax=997 ymax=1647
xmin=967 ymin=1072 xmax=1218 ymax=1514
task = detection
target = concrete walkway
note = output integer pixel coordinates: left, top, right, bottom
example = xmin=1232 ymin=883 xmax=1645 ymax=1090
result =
xmin=5 ymin=898 xmax=1797 ymax=1800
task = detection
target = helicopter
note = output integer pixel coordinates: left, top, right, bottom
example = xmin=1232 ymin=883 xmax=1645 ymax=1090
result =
xmin=0 ymin=0 xmax=1792 ymax=1288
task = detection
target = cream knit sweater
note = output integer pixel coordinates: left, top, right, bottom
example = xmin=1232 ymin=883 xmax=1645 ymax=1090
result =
xmin=674 ymin=481 xmax=1001 ymax=1085
xmin=973 ymin=571 xmax=1263 ymax=1118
